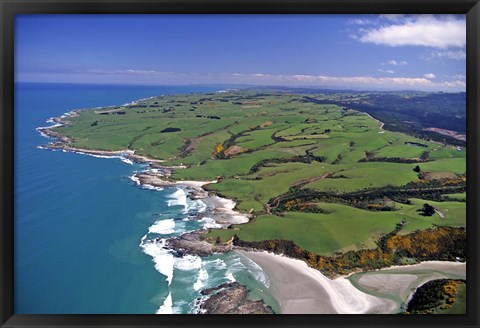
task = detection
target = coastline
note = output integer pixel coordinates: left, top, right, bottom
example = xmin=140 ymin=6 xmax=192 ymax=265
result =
xmin=37 ymin=110 xmax=252 ymax=230
xmin=238 ymin=250 xmax=397 ymax=314
xmin=37 ymin=106 xmax=257 ymax=314
xmin=131 ymin=171 xmax=251 ymax=228
xmin=36 ymin=99 xmax=466 ymax=315
xmin=238 ymin=250 xmax=466 ymax=314
xmin=347 ymin=260 xmax=466 ymax=311
xmin=361 ymin=260 xmax=466 ymax=276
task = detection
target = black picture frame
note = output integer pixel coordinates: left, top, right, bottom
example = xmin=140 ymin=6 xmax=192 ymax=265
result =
xmin=1 ymin=1 xmax=479 ymax=327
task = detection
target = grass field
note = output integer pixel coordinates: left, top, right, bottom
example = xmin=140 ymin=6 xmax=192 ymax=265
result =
xmin=51 ymin=89 xmax=466 ymax=257
xmin=205 ymin=197 xmax=466 ymax=255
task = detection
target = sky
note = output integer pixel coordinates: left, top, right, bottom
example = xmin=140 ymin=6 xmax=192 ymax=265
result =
xmin=15 ymin=14 xmax=466 ymax=91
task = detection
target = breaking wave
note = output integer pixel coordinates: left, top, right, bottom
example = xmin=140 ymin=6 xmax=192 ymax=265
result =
xmin=148 ymin=219 xmax=176 ymax=235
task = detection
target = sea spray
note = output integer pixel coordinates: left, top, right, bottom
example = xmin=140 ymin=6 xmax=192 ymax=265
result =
xmin=234 ymin=252 xmax=271 ymax=288
xmin=166 ymin=189 xmax=189 ymax=212
xmin=148 ymin=219 xmax=176 ymax=235
xmin=174 ymin=255 xmax=202 ymax=271
xmin=139 ymin=238 xmax=174 ymax=285
xmin=193 ymin=265 xmax=210 ymax=291
xmin=156 ymin=293 xmax=173 ymax=314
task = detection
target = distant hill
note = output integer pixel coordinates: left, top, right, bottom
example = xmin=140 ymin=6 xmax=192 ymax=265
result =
xmin=345 ymin=92 xmax=466 ymax=133
xmin=263 ymin=89 xmax=466 ymax=146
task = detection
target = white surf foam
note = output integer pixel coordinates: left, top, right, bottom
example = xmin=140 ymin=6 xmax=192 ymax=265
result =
xmin=72 ymin=152 xmax=128 ymax=162
xmin=225 ymin=272 xmax=236 ymax=282
xmin=198 ymin=216 xmax=222 ymax=229
xmin=141 ymin=184 xmax=164 ymax=191
xmin=192 ymin=296 xmax=208 ymax=314
xmin=172 ymin=300 xmax=187 ymax=314
xmin=140 ymin=238 xmax=174 ymax=285
xmin=238 ymin=253 xmax=271 ymax=288
xmin=37 ymin=123 xmax=63 ymax=130
xmin=40 ymin=144 xmax=136 ymax=167
xmin=207 ymin=258 xmax=227 ymax=270
xmin=37 ymin=130 xmax=51 ymax=139
xmin=156 ymin=293 xmax=173 ymax=314
xmin=167 ymin=189 xmax=188 ymax=211
xmin=120 ymin=157 xmax=134 ymax=165
xmin=129 ymin=174 xmax=164 ymax=191
xmin=174 ymin=255 xmax=202 ymax=271
xmin=129 ymin=175 xmax=141 ymax=185
xmin=187 ymin=199 xmax=207 ymax=214
xmin=193 ymin=265 xmax=209 ymax=291
xmin=80 ymin=153 xmax=120 ymax=159
xmin=224 ymin=254 xmax=270 ymax=287
xmin=225 ymin=256 xmax=247 ymax=271
xmin=197 ymin=201 xmax=207 ymax=213
xmin=149 ymin=219 xmax=176 ymax=235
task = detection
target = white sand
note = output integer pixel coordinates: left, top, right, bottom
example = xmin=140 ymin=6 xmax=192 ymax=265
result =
xmin=239 ymin=251 xmax=397 ymax=314
xmin=174 ymin=180 xmax=217 ymax=188
xmin=133 ymin=168 xmax=250 ymax=226
xmin=206 ymin=196 xmax=250 ymax=225
xmin=357 ymin=274 xmax=420 ymax=300
xmin=354 ymin=261 xmax=466 ymax=303
xmin=376 ymin=261 xmax=466 ymax=276
xmin=135 ymin=172 xmax=249 ymax=226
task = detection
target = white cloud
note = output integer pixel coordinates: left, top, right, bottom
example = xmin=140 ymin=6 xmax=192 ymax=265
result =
xmin=252 ymin=73 xmax=270 ymax=77
xmin=228 ymin=72 xmax=464 ymax=91
xmin=378 ymin=69 xmax=395 ymax=74
xmin=358 ymin=15 xmax=465 ymax=49
xmin=442 ymin=80 xmax=466 ymax=88
xmin=23 ymin=68 xmax=465 ymax=92
xmin=85 ymin=68 xmax=174 ymax=75
xmin=349 ymin=18 xmax=371 ymax=25
xmin=426 ymin=50 xmax=466 ymax=60
xmin=382 ymin=60 xmax=408 ymax=66
xmin=378 ymin=14 xmax=406 ymax=21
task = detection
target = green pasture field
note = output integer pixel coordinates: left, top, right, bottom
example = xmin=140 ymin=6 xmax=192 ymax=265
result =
xmin=51 ymin=90 xmax=466 ymax=257
xmin=206 ymin=196 xmax=466 ymax=255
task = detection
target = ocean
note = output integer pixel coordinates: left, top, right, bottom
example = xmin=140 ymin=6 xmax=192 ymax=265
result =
xmin=14 ymin=83 xmax=279 ymax=314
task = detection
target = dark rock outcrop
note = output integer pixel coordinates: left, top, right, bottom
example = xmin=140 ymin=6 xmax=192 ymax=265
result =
xmin=199 ymin=282 xmax=274 ymax=314
xmin=165 ymin=231 xmax=232 ymax=257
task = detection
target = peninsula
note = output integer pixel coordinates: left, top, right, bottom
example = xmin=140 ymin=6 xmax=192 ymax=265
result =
xmin=38 ymin=89 xmax=467 ymax=314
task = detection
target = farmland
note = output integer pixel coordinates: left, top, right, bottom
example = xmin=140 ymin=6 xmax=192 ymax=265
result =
xmin=50 ymin=90 xmax=466 ymax=258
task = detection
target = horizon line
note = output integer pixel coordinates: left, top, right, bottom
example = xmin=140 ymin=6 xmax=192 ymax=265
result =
xmin=14 ymin=81 xmax=466 ymax=94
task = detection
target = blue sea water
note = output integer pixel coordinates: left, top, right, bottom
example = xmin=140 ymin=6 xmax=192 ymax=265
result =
xmin=14 ymin=83 xmax=278 ymax=314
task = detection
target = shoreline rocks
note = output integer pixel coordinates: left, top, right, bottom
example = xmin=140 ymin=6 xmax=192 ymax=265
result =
xmin=199 ymin=282 xmax=274 ymax=314
xmin=165 ymin=230 xmax=233 ymax=257
xmin=37 ymin=111 xmax=272 ymax=314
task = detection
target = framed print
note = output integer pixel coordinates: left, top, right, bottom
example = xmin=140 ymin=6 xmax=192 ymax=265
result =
xmin=1 ymin=1 xmax=479 ymax=328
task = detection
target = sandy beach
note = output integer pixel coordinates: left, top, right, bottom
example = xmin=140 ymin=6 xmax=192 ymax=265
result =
xmin=174 ymin=180 xmax=216 ymax=188
xmin=38 ymin=105 xmax=465 ymax=315
xmin=132 ymin=170 xmax=251 ymax=227
xmin=203 ymin=195 xmax=250 ymax=225
xmin=41 ymin=113 xmax=252 ymax=229
xmin=238 ymin=250 xmax=397 ymax=314
xmin=350 ymin=261 xmax=466 ymax=305
xmin=376 ymin=260 xmax=466 ymax=276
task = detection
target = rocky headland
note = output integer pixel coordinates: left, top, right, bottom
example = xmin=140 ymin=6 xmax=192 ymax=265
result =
xmin=199 ymin=282 xmax=274 ymax=314
xmin=165 ymin=230 xmax=233 ymax=257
